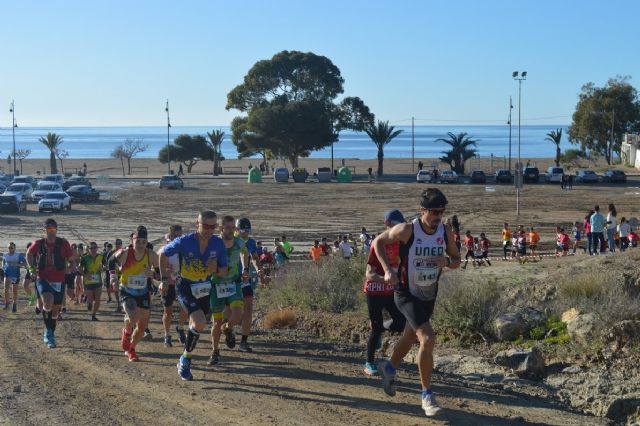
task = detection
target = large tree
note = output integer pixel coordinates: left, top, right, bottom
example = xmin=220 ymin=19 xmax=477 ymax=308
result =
xmin=226 ymin=50 xmax=373 ymax=168
xmin=365 ymin=121 xmax=403 ymax=176
xmin=38 ymin=132 xmax=64 ymax=174
xmin=120 ymin=138 xmax=148 ymax=175
xmin=436 ymin=132 xmax=478 ymax=174
xmin=206 ymin=130 xmax=225 ymax=175
xmin=568 ymin=76 xmax=640 ymax=164
xmin=158 ymin=134 xmax=213 ymax=173
xmin=545 ymin=128 xmax=563 ymax=167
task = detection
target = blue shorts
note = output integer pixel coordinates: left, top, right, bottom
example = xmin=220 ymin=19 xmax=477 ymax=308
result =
xmin=37 ymin=279 xmax=66 ymax=305
xmin=4 ymin=273 xmax=20 ymax=284
xmin=177 ymin=280 xmax=211 ymax=316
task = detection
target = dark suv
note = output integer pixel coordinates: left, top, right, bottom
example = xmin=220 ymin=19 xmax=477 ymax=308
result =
xmin=0 ymin=194 xmax=27 ymax=213
xmin=495 ymin=169 xmax=513 ymax=183
xmin=523 ymin=166 xmax=540 ymax=183
xmin=469 ymin=170 xmax=487 ymax=184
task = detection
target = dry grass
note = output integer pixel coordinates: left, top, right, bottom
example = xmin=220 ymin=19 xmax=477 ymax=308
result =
xmin=263 ymin=308 xmax=298 ymax=329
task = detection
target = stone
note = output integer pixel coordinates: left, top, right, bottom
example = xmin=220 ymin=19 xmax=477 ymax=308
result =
xmin=521 ymin=307 xmax=545 ymax=328
xmin=561 ymin=308 xmax=579 ymax=323
xmin=494 ymin=347 xmax=546 ymax=380
xmin=605 ymin=396 xmax=640 ymax=421
xmin=607 ymin=320 xmax=640 ymax=344
xmin=494 ymin=313 xmax=525 ymax=341
xmin=561 ymin=365 xmax=582 ymax=374
xmin=567 ymin=313 xmax=598 ymax=344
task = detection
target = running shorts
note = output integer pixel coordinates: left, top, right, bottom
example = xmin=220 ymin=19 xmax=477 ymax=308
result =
xmin=394 ymin=290 xmax=435 ymax=330
xmin=161 ymin=285 xmax=176 ymax=307
xmin=211 ymin=282 xmax=244 ymax=320
xmin=119 ymin=288 xmax=151 ymax=310
xmin=176 ymin=280 xmax=211 ymax=316
xmin=65 ymin=273 xmax=76 ymax=289
xmin=37 ymin=279 xmax=66 ymax=305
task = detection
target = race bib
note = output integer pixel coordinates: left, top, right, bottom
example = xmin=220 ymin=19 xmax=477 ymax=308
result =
xmin=191 ymin=281 xmax=212 ymax=298
xmin=127 ymin=275 xmax=147 ymax=289
xmin=414 ymin=258 xmax=439 ymax=288
xmin=216 ymin=282 xmax=236 ymax=298
xmin=50 ymin=282 xmax=63 ymax=292
xmin=87 ymin=273 xmax=101 ymax=284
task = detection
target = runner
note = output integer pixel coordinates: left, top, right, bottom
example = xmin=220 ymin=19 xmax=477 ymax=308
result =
xmin=374 ymin=188 xmax=460 ymax=417
xmin=107 ymin=239 xmax=124 ymax=313
xmin=113 ymin=226 xmax=160 ymax=361
xmin=64 ymin=244 xmax=79 ymax=307
xmin=104 ymin=239 xmax=123 ymax=310
xmin=501 ymin=222 xmax=511 ymax=260
xmin=362 ymin=209 xmax=406 ymax=376
xmin=208 ymin=216 xmax=245 ymax=365
xmin=26 ymin=218 xmax=74 ymax=349
xmin=310 ymin=240 xmax=323 ymax=263
xmin=572 ymin=221 xmax=584 ymax=254
xmin=280 ymin=235 xmax=294 ymax=259
xmin=76 ymin=243 xmax=86 ymax=304
xmin=479 ymin=232 xmax=492 ymax=266
xmin=79 ymin=241 xmax=105 ymax=321
xmin=237 ymin=217 xmax=261 ymax=353
xmin=160 ymin=211 xmax=227 ymax=380
xmin=461 ymin=230 xmax=474 ymax=269
xmin=2 ymin=242 xmax=26 ymax=312
xmin=157 ymin=225 xmax=184 ymax=348
xmin=528 ymin=227 xmax=541 ymax=259
xmin=516 ymin=230 xmax=527 ymax=263
xmin=22 ymin=242 xmax=39 ymax=312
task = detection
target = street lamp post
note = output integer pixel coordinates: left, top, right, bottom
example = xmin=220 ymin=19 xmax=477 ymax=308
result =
xmin=165 ymin=100 xmax=171 ymax=174
xmin=508 ymin=96 xmax=513 ymax=172
xmin=9 ymin=100 xmax=17 ymax=176
xmin=512 ymin=71 xmax=527 ymax=217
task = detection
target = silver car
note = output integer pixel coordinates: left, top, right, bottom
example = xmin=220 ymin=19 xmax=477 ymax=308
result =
xmin=159 ymin=175 xmax=184 ymax=189
xmin=32 ymin=182 xmax=64 ymax=201
xmin=4 ymin=183 xmax=33 ymax=201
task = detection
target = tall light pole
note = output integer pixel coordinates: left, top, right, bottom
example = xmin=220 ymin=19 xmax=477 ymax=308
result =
xmin=513 ymin=71 xmax=527 ymax=217
xmin=508 ymin=96 xmax=513 ymax=172
xmin=165 ymin=100 xmax=171 ymax=174
xmin=9 ymin=100 xmax=17 ymax=176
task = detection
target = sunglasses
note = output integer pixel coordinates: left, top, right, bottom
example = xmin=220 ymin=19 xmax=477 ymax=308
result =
xmin=45 ymin=226 xmax=58 ymax=231
xmin=427 ymin=208 xmax=446 ymax=216
xmin=200 ymin=223 xmax=218 ymax=230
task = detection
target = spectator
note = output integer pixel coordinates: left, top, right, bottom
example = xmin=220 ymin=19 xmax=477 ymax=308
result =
xmin=584 ymin=211 xmax=594 ymax=255
xmin=618 ymin=217 xmax=631 ymax=251
xmin=310 ymin=240 xmax=323 ymax=263
xmin=590 ymin=205 xmax=606 ymax=255
xmin=319 ymin=237 xmax=331 ymax=257
xmin=606 ymin=204 xmax=617 ymax=252
xmin=338 ymin=236 xmax=353 ymax=260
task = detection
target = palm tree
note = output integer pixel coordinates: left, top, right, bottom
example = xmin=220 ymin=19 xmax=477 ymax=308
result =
xmin=545 ymin=128 xmax=563 ymax=166
xmin=364 ymin=121 xmax=403 ymax=176
xmin=436 ymin=132 xmax=478 ymax=174
xmin=207 ymin=129 xmax=224 ymax=175
xmin=38 ymin=132 xmax=64 ymax=174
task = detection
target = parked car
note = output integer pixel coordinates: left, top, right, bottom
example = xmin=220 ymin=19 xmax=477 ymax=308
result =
xmin=602 ymin=169 xmax=627 ymax=183
xmin=469 ymin=170 xmax=487 ymax=184
xmin=63 ymin=176 xmax=91 ymax=190
xmin=0 ymin=194 xmax=27 ymax=213
xmin=159 ymin=174 xmax=184 ymax=189
xmin=523 ymin=166 xmax=540 ymax=183
xmin=545 ymin=166 xmax=564 ymax=183
xmin=32 ymin=182 xmax=64 ymax=201
xmin=495 ymin=169 xmax=513 ymax=183
xmin=38 ymin=192 xmax=71 ymax=212
xmin=0 ymin=183 xmax=6 ymax=194
xmin=42 ymin=174 xmax=65 ymax=185
xmin=0 ymin=174 xmax=13 ymax=185
xmin=66 ymin=185 xmax=100 ymax=201
xmin=438 ymin=170 xmax=458 ymax=183
xmin=3 ymin=183 xmax=33 ymax=200
xmin=575 ymin=169 xmax=599 ymax=184
xmin=11 ymin=175 xmax=37 ymax=189
xmin=416 ymin=170 xmax=432 ymax=183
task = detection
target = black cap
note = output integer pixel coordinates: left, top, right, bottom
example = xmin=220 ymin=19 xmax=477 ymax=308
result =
xmin=44 ymin=218 xmax=57 ymax=228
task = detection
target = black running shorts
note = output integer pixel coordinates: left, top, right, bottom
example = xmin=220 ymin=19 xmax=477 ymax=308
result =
xmin=394 ymin=290 xmax=435 ymax=331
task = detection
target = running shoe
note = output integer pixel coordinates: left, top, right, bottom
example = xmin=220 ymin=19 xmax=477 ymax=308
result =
xmin=177 ymin=356 xmax=193 ymax=381
xmin=91 ymin=315 xmax=98 ymax=321
xmin=143 ymin=329 xmax=153 ymax=341
xmin=47 ymin=332 xmax=57 ymax=349
xmin=127 ymin=349 xmax=139 ymax=362
xmin=35 ymin=307 xmax=41 ymax=315
xmin=43 ymin=329 xmax=50 ymax=344
xmin=164 ymin=335 xmax=173 ymax=348
xmin=377 ymin=360 xmax=397 ymax=396
xmin=106 ymin=299 xmax=113 ymax=304
xmin=121 ymin=328 xmax=131 ymax=352
xmin=62 ymin=307 xmax=67 ymax=313
xmin=223 ymin=325 xmax=236 ymax=349
xmin=207 ymin=351 xmax=220 ymax=366
xmin=364 ymin=362 xmax=379 ymax=376
xmin=422 ymin=392 xmax=442 ymax=417
xmin=238 ymin=341 xmax=252 ymax=353
xmin=176 ymin=327 xmax=186 ymax=345
xmin=11 ymin=304 xmax=17 ymax=313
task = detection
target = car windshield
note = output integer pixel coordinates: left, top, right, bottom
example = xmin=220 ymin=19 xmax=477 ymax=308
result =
xmin=45 ymin=193 xmax=66 ymax=199
xmin=552 ymin=168 xmax=563 ymax=174
xmin=7 ymin=184 xmax=25 ymax=191
xmin=161 ymin=176 xmax=178 ymax=181
xmin=69 ymin=186 xmax=88 ymax=191
xmin=38 ymin=184 xmax=56 ymax=190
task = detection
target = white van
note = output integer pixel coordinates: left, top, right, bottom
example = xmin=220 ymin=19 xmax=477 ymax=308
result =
xmin=546 ymin=166 xmax=564 ymax=183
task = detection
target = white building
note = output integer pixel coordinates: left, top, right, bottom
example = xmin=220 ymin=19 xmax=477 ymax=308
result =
xmin=621 ymin=133 xmax=640 ymax=169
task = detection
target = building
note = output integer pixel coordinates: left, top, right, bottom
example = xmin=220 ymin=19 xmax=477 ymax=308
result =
xmin=620 ymin=133 xmax=640 ymax=169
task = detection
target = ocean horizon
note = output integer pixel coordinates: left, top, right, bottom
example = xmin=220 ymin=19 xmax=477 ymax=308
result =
xmin=0 ymin=125 xmax=572 ymax=161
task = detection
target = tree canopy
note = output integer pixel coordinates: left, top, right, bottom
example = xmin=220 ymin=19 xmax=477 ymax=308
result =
xmin=437 ymin=132 xmax=478 ymax=174
xmin=38 ymin=132 xmax=64 ymax=174
xmin=364 ymin=121 xmax=403 ymax=176
xmin=545 ymin=128 xmax=563 ymax=167
xmin=226 ymin=50 xmax=373 ymax=167
xmin=568 ymin=76 xmax=640 ymax=164
xmin=158 ymin=134 xmax=213 ymax=173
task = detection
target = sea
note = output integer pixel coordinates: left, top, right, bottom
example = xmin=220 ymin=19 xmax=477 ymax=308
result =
xmin=0 ymin=125 xmax=572 ymax=160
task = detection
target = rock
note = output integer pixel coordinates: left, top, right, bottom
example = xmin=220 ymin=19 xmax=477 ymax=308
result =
xmin=566 ymin=313 xmax=597 ymax=344
xmin=494 ymin=347 xmax=546 ymax=380
xmin=494 ymin=313 xmax=525 ymax=341
xmin=607 ymin=320 xmax=640 ymax=346
xmin=562 ymin=365 xmax=582 ymax=374
xmin=561 ymin=308 xmax=579 ymax=323
xmin=521 ymin=307 xmax=545 ymax=328
xmin=604 ymin=396 xmax=640 ymax=421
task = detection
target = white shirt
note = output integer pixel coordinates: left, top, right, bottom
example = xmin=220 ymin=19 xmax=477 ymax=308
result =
xmin=607 ymin=213 xmax=617 ymax=230
xmin=338 ymin=241 xmax=353 ymax=258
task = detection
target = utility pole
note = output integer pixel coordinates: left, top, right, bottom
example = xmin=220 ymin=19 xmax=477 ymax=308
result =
xmin=508 ymin=96 xmax=513 ymax=172
xmin=9 ymin=100 xmax=17 ymax=176
xmin=513 ymin=71 xmax=527 ymax=218
xmin=165 ymin=100 xmax=171 ymax=174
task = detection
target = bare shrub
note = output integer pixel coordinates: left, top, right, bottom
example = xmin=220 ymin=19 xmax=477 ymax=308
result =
xmin=263 ymin=308 xmax=297 ymax=329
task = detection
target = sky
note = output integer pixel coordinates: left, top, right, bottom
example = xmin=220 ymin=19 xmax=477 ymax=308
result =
xmin=0 ymin=0 xmax=638 ymax=127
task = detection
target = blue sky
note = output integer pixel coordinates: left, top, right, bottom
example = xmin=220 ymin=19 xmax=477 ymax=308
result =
xmin=1 ymin=0 xmax=638 ymax=127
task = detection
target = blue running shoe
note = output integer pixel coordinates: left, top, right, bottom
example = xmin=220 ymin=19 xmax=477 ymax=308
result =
xmin=46 ymin=331 xmax=56 ymax=349
xmin=177 ymin=356 xmax=193 ymax=381
xmin=364 ymin=362 xmax=379 ymax=376
xmin=377 ymin=360 xmax=397 ymax=396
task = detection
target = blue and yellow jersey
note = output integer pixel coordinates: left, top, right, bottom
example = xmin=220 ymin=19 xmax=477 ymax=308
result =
xmin=163 ymin=232 xmax=227 ymax=284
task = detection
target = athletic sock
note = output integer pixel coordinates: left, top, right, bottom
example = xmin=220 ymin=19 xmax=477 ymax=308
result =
xmin=42 ymin=311 xmax=52 ymax=330
xmin=421 ymin=389 xmax=432 ymax=399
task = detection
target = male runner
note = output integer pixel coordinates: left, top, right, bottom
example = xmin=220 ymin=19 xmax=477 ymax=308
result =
xmin=157 ymin=225 xmax=184 ymax=347
xmin=2 ymin=242 xmax=26 ymax=312
xmin=79 ymin=242 xmax=105 ymax=321
xmin=26 ymin=219 xmax=74 ymax=349
xmin=107 ymin=239 xmax=124 ymax=312
xmin=237 ymin=217 xmax=261 ymax=353
xmin=208 ymin=216 xmax=245 ymax=365
xmin=160 ymin=211 xmax=227 ymax=380
xmin=375 ymin=189 xmax=460 ymax=417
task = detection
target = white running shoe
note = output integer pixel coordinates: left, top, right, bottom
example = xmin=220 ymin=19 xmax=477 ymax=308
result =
xmin=422 ymin=393 xmax=442 ymax=417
